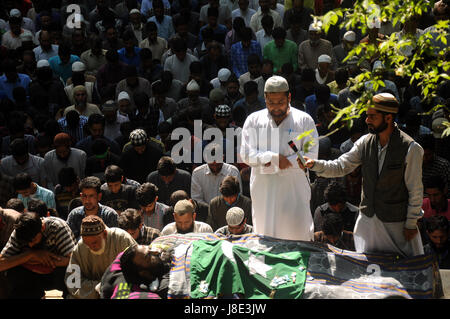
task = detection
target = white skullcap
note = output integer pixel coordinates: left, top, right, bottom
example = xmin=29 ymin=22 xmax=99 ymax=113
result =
xmin=226 ymin=207 xmax=245 ymax=226
xmin=19 ymin=33 xmax=33 ymax=41
xmin=218 ymin=68 xmax=231 ymax=82
xmin=37 ymin=60 xmax=50 ymax=68
xmin=129 ymin=8 xmax=140 ymax=15
xmin=343 ymin=30 xmax=356 ymax=42
xmin=308 ymin=23 xmax=321 ymax=32
xmin=10 ymin=9 xmax=21 ymax=18
xmin=118 ymin=91 xmax=130 ymax=101
xmin=72 ymin=61 xmax=86 ymax=72
xmin=264 ymin=75 xmax=289 ymax=93
xmin=318 ymin=54 xmax=332 ymax=64
xmin=186 ymin=79 xmax=200 ymax=91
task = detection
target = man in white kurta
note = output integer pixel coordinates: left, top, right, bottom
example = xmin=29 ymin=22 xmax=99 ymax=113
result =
xmin=240 ymin=75 xmax=318 ymax=241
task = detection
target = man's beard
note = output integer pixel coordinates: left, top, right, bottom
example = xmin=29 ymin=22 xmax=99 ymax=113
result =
xmin=269 ymin=108 xmax=288 ymax=122
xmin=89 ymin=238 xmax=106 ymax=255
xmin=368 ymin=121 xmax=388 ymax=134
xmin=75 ymin=100 xmax=87 ymax=108
xmin=177 ymin=223 xmax=195 ymax=234
xmin=56 ymin=150 xmax=71 ymax=162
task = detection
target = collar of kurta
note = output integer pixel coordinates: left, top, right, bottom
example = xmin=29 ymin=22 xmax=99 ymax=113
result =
xmin=205 ymin=165 xmax=225 ymax=176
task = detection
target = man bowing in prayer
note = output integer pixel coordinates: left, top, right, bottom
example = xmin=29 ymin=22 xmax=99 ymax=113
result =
xmin=240 ymin=75 xmax=318 ymax=241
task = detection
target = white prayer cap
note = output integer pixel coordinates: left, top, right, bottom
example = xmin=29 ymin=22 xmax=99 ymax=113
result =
xmin=343 ymin=30 xmax=356 ymax=42
xmin=218 ymin=68 xmax=231 ymax=82
xmin=318 ymin=54 xmax=332 ymax=64
xmin=72 ymin=61 xmax=86 ymax=72
xmin=186 ymin=79 xmax=200 ymax=91
xmin=118 ymin=91 xmax=130 ymax=101
xmin=37 ymin=60 xmax=50 ymax=68
xmin=367 ymin=16 xmax=381 ymax=29
xmin=19 ymin=33 xmax=33 ymax=41
xmin=226 ymin=207 xmax=245 ymax=227
xmin=264 ymin=75 xmax=289 ymax=93
xmin=10 ymin=9 xmax=21 ymax=18
xmin=129 ymin=8 xmax=140 ymax=15
xmin=308 ymin=23 xmax=321 ymax=32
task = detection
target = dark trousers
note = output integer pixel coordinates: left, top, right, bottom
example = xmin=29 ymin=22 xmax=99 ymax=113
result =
xmin=5 ymin=266 xmax=68 ymax=299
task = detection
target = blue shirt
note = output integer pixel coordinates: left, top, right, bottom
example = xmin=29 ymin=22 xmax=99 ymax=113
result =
xmin=230 ymin=40 xmax=262 ymax=78
xmin=140 ymin=0 xmax=171 ymax=17
xmin=304 ymin=93 xmax=338 ymax=123
xmin=199 ymin=23 xmax=228 ymax=43
xmin=117 ymin=47 xmax=142 ymax=68
xmin=147 ymin=15 xmax=175 ymax=40
xmin=66 ymin=203 xmax=119 ymax=239
xmin=0 ymin=73 xmax=31 ymax=102
xmin=18 ymin=183 xmax=56 ymax=210
xmin=48 ymin=54 xmax=80 ymax=85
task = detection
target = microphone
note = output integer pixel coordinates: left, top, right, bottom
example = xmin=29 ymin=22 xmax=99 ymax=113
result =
xmin=288 ymin=140 xmax=307 ymax=167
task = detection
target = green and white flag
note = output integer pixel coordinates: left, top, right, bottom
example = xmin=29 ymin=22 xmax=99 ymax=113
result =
xmin=190 ymin=240 xmax=310 ymax=299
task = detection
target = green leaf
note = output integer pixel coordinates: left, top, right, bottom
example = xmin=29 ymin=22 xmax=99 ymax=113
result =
xmin=295 ymin=129 xmax=315 ymax=142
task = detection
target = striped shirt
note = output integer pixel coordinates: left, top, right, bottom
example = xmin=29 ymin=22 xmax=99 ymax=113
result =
xmin=66 ymin=203 xmax=119 ymax=240
xmin=137 ymin=225 xmax=161 ymax=245
xmin=142 ymin=202 xmax=170 ymax=231
xmin=1 ymin=216 xmax=76 ymax=257
xmin=58 ymin=115 xmax=89 ymax=144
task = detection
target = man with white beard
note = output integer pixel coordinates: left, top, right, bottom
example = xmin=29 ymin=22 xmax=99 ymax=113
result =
xmin=65 ymin=215 xmax=136 ymax=299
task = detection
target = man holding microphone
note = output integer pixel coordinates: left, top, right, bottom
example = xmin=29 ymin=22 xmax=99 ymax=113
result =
xmin=298 ymin=93 xmax=424 ymax=257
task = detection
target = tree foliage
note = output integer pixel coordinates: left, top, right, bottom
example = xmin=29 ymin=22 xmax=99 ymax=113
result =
xmin=302 ymin=0 xmax=450 ymax=139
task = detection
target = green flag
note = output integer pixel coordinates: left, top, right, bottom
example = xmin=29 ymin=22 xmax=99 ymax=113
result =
xmin=190 ymin=240 xmax=310 ymax=299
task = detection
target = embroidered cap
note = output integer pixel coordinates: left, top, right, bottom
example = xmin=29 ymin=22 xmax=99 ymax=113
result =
xmin=226 ymin=207 xmax=245 ymax=226
xmin=215 ymin=104 xmax=231 ymax=118
xmin=80 ymin=215 xmax=105 ymax=236
xmin=129 ymin=129 xmax=147 ymax=146
xmin=369 ymin=93 xmax=399 ymax=114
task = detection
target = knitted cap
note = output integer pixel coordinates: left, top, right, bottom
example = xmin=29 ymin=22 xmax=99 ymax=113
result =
xmin=264 ymin=75 xmax=289 ymax=93
xmin=118 ymin=91 xmax=130 ymax=101
xmin=129 ymin=129 xmax=147 ymax=146
xmin=369 ymin=93 xmax=399 ymax=114
xmin=80 ymin=215 xmax=105 ymax=236
xmin=215 ymin=104 xmax=231 ymax=117
xmin=37 ymin=60 xmax=50 ymax=68
xmin=318 ymin=54 xmax=331 ymax=64
xmin=226 ymin=207 xmax=245 ymax=226
xmin=186 ymin=79 xmax=200 ymax=91
xmin=218 ymin=68 xmax=231 ymax=82
xmin=72 ymin=61 xmax=86 ymax=72
xmin=174 ymin=199 xmax=195 ymax=215
xmin=343 ymin=30 xmax=356 ymax=42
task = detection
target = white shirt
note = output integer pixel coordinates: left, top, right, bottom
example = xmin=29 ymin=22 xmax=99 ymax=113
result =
xmin=163 ymin=53 xmax=199 ymax=84
xmin=231 ymin=8 xmax=256 ymax=27
xmin=240 ymin=106 xmax=319 ymax=241
xmin=249 ymin=8 xmax=282 ymax=33
xmin=191 ymin=163 xmax=242 ymax=206
xmin=255 ymin=29 xmax=273 ymax=51
xmin=160 ymin=221 xmax=213 ymax=236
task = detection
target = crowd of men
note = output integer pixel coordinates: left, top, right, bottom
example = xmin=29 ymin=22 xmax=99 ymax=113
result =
xmin=0 ymin=0 xmax=449 ymax=299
